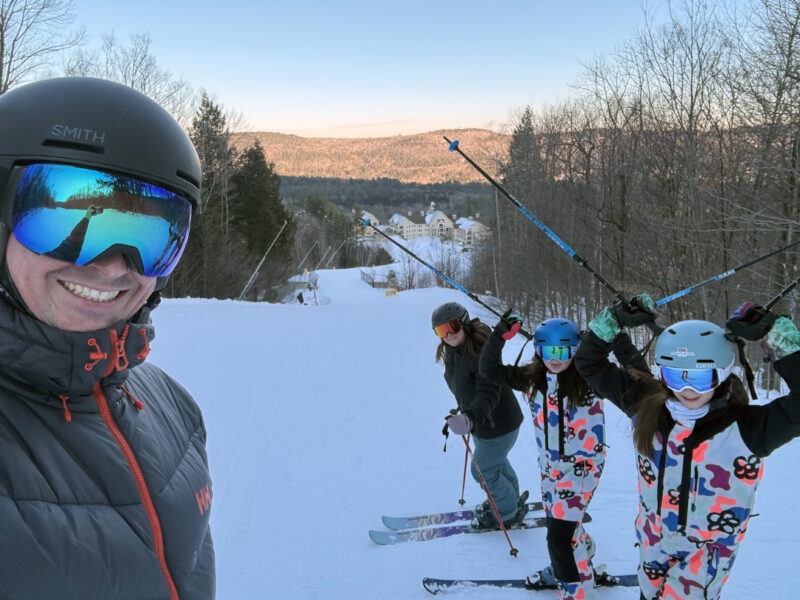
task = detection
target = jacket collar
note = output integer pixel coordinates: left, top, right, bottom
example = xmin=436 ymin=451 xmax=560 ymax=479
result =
xmin=0 ymin=296 xmax=155 ymax=412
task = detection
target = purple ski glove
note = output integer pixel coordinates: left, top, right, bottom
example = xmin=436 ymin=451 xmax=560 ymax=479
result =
xmin=446 ymin=413 xmax=472 ymax=436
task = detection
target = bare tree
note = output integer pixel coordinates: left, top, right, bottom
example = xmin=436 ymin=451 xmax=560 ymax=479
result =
xmin=63 ymin=32 xmax=194 ymax=125
xmin=470 ymin=0 xmax=799 ymax=384
xmin=431 ymin=239 xmax=464 ymax=286
xmin=0 ymin=0 xmax=84 ymax=93
xmin=397 ymin=251 xmax=425 ymax=291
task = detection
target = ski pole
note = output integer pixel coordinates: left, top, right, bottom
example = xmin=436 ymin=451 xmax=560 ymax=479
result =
xmin=657 ymin=239 xmax=800 ymax=306
xmin=461 ymin=435 xmax=519 ymax=557
xmin=446 ymin=138 xmax=625 ymax=300
xmin=765 ymin=274 xmax=800 ymax=310
xmin=364 ymin=219 xmax=533 ymax=340
xmin=444 ymin=138 xmax=664 ymax=336
xmin=459 ymin=433 xmax=470 ymax=506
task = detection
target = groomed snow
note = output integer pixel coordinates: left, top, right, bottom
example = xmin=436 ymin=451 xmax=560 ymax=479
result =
xmin=148 ymin=266 xmax=798 ymax=599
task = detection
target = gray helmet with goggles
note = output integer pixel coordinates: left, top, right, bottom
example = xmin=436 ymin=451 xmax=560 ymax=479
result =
xmin=655 ymin=320 xmax=735 ymax=392
xmin=655 ymin=320 xmax=735 ymax=370
xmin=431 ymin=302 xmax=469 ymax=328
xmin=432 ymin=301 xmax=470 ymax=339
xmin=0 ymin=77 xmax=200 ymax=289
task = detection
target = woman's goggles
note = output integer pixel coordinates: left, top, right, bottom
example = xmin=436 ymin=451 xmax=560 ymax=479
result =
xmin=536 ymin=345 xmax=576 ymax=362
xmin=659 ymin=365 xmax=731 ymax=394
xmin=434 ymin=318 xmax=463 ymax=338
xmin=10 ymin=163 xmax=192 ymax=277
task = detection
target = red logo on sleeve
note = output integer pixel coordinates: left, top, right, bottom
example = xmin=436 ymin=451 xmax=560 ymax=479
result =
xmin=195 ymin=483 xmax=213 ymax=515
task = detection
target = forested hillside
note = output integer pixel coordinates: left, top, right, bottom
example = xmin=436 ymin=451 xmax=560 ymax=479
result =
xmin=230 ymin=128 xmax=508 ymax=184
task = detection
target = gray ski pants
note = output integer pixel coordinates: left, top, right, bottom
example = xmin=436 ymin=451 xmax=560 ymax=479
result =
xmin=471 ymin=426 xmax=521 ymax=521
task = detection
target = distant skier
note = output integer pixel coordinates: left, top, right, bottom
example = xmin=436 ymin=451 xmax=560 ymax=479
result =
xmin=575 ymin=295 xmax=800 ymax=600
xmin=479 ymin=312 xmax=646 ymax=600
xmin=432 ymin=301 xmax=527 ymax=528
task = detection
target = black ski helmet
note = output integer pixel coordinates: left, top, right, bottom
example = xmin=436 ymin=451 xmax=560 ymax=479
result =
xmin=431 ymin=301 xmax=469 ymax=328
xmin=0 ymin=76 xmax=201 ymax=288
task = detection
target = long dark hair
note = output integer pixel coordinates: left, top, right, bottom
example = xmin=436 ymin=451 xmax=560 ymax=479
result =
xmin=435 ymin=318 xmax=489 ymax=363
xmin=512 ymin=354 xmax=592 ymax=409
xmin=628 ymin=368 xmax=749 ymax=458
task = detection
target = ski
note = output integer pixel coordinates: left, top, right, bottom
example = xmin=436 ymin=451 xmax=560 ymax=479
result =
xmin=369 ymin=513 xmax=591 ymax=545
xmin=381 ymin=501 xmax=544 ymax=530
xmin=422 ymin=572 xmax=639 ymax=594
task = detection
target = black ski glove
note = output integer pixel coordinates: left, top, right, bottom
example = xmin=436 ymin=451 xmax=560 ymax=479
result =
xmin=494 ymin=308 xmax=523 ymax=340
xmin=726 ymin=302 xmax=778 ymax=341
xmin=611 ymin=293 xmax=657 ymax=328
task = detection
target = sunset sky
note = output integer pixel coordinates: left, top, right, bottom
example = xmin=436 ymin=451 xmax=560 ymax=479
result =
xmin=71 ymin=1 xmax=669 ymax=137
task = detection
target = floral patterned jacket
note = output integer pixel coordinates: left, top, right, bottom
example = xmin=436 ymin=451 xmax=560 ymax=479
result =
xmin=575 ymin=330 xmax=800 ymax=560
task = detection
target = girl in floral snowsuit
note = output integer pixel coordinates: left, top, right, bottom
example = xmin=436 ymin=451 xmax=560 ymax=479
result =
xmin=480 ymin=314 xmax=646 ymax=600
xmin=575 ymin=296 xmax=800 ymax=600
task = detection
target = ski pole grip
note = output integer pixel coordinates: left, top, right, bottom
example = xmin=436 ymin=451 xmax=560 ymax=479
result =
xmin=645 ymin=321 xmax=665 ymax=335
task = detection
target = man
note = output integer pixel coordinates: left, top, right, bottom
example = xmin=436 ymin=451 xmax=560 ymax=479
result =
xmin=0 ymin=78 xmax=215 ymax=599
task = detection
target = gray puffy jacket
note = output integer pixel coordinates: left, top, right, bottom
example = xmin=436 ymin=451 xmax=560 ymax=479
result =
xmin=0 ymin=298 xmax=215 ymax=599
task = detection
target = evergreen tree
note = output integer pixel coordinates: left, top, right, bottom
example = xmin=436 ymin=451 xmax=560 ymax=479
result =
xmin=168 ymin=93 xmax=237 ymax=298
xmin=503 ymin=106 xmax=538 ymax=196
xmin=230 ymin=141 xmax=295 ymax=299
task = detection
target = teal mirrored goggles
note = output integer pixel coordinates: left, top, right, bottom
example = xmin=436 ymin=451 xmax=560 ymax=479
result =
xmin=536 ymin=345 xmax=577 ymax=362
xmin=10 ymin=163 xmax=192 ymax=277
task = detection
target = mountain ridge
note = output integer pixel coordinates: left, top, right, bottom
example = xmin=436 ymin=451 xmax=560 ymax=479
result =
xmin=230 ymin=128 xmax=510 ymax=185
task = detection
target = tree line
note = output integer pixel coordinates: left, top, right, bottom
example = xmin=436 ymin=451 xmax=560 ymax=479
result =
xmin=281 ymin=176 xmax=493 ymax=223
xmin=2 ymin=0 xmax=798 ymax=325
xmin=164 ymin=95 xmax=295 ymax=300
xmin=468 ymin=0 xmax=799 ymax=386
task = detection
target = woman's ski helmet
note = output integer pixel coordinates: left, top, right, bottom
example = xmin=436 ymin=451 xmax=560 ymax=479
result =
xmin=534 ymin=318 xmax=581 ymax=348
xmin=431 ymin=302 xmax=469 ymax=328
xmin=654 ymin=320 xmax=735 ymax=371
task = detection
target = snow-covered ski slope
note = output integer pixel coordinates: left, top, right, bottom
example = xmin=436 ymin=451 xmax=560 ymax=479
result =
xmin=149 ymin=266 xmax=798 ymax=599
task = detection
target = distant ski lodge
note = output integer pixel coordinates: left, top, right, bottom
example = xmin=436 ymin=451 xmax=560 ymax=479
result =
xmin=362 ymin=206 xmax=489 ymax=245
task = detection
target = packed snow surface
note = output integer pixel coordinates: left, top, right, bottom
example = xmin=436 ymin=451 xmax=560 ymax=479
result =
xmin=149 ymin=266 xmax=797 ymax=599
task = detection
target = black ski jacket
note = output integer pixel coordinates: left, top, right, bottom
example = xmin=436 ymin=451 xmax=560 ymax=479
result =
xmin=442 ymin=326 xmax=523 ymax=439
xmin=0 ymin=298 xmax=215 ymax=599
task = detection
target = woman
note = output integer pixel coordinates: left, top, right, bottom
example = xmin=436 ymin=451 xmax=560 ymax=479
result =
xmin=574 ymin=295 xmax=800 ymax=600
xmin=480 ymin=312 xmax=646 ymax=600
xmin=432 ymin=301 xmax=526 ymax=528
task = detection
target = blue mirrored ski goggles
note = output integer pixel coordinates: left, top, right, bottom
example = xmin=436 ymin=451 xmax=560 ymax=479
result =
xmin=10 ymin=163 xmax=192 ymax=277
xmin=659 ymin=366 xmax=727 ymax=393
xmin=536 ymin=345 xmax=576 ymax=362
